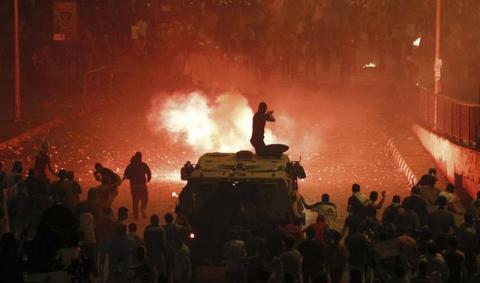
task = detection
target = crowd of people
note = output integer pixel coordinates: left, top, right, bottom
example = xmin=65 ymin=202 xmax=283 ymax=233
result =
xmin=0 ymin=143 xmax=193 ymax=282
xmin=1 ymin=138 xmax=480 ymax=283
xmin=2 ymin=0 xmax=480 ymax=103
xmin=219 ymin=169 xmax=480 ymax=283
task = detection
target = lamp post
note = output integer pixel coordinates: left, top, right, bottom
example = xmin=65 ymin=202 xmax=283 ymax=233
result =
xmin=14 ymin=0 xmax=21 ymax=121
xmin=433 ymin=0 xmax=441 ymax=129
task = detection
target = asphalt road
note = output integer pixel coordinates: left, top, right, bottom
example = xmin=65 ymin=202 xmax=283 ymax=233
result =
xmin=0 ymin=78 xmax=414 ymax=231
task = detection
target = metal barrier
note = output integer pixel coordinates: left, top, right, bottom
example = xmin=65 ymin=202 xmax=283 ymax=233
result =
xmin=416 ymin=86 xmax=480 ymax=148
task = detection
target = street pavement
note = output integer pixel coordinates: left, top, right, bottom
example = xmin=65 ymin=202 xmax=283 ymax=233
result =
xmin=0 ymin=75 xmax=418 ymax=230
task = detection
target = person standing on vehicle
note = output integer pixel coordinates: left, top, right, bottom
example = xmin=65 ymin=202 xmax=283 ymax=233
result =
xmin=250 ymin=102 xmax=275 ymax=155
xmin=123 ymin=152 xmax=152 ymax=219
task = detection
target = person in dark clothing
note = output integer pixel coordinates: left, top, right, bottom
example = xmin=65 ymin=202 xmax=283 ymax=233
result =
xmin=129 ymin=246 xmax=153 ymax=283
xmin=402 ymin=186 xmax=429 ymax=225
xmin=442 ymin=237 xmax=466 ymax=283
xmin=418 ymin=168 xmax=438 ymax=187
xmin=345 ymin=222 xmax=369 ymax=280
xmin=0 ymin=161 xmax=6 ymax=190
xmin=49 ymin=169 xmax=69 ymax=205
xmin=347 ymin=183 xmax=369 ymax=223
xmin=94 ymin=163 xmax=121 ymax=208
xmin=25 ymin=169 xmax=43 ymax=196
xmin=298 ymin=228 xmax=324 ymax=283
xmin=0 ymin=233 xmax=23 ymax=283
xmin=382 ymin=195 xmax=402 ymax=224
xmin=34 ymin=142 xmax=56 ymax=185
xmin=457 ymin=213 xmax=479 ymax=279
xmin=123 ymin=152 xmax=152 ymax=219
xmin=144 ymin=214 xmax=167 ymax=282
xmin=428 ymin=196 xmax=455 ymax=236
xmin=246 ymin=226 xmax=270 ymax=283
xmin=411 ymin=260 xmax=432 ymax=283
xmin=250 ymin=102 xmax=275 ymax=155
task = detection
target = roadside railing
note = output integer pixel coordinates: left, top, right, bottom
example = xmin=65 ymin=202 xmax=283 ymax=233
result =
xmin=417 ymin=86 xmax=480 ymax=148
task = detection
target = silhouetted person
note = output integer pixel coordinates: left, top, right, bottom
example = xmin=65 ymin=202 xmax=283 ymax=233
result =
xmin=34 ymin=142 xmax=56 ymax=185
xmin=411 ymin=260 xmax=432 ymax=283
xmin=395 ymin=200 xmax=420 ymax=233
xmin=428 ymin=196 xmax=455 ymax=236
xmin=382 ymin=195 xmax=402 ymax=224
xmin=174 ymin=236 xmax=192 ymax=283
xmin=66 ymin=171 xmax=82 ymax=208
xmin=144 ymin=214 xmax=167 ymax=282
xmin=439 ymin=183 xmax=461 ymax=215
xmin=442 ymin=237 xmax=466 ymax=283
xmin=49 ymin=169 xmax=69 ymax=205
xmin=0 ymin=233 xmax=23 ymax=283
xmin=303 ymin=215 xmax=328 ymax=245
xmin=8 ymin=183 xmax=30 ymax=238
xmin=403 ymin=186 xmax=429 ymax=225
xmin=93 ymin=163 xmax=121 ymax=208
xmin=224 ymin=231 xmax=248 ymax=283
xmin=123 ymin=152 xmax=152 ymax=219
xmin=418 ymin=168 xmax=438 ymax=187
xmin=457 ymin=213 xmax=479 ymax=279
xmin=347 ymin=183 xmax=369 ymax=222
xmin=25 ymin=169 xmax=42 ymax=196
xmin=298 ymin=228 xmax=324 ymax=283
xmin=279 ymin=236 xmax=303 ymax=283
xmin=325 ymin=230 xmax=347 ymax=283
xmin=128 ymin=222 xmax=142 ymax=246
xmin=114 ymin=206 xmax=129 ymax=233
xmin=5 ymin=161 xmax=23 ymax=196
xmin=301 ymin=193 xmax=337 ymax=229
xmin=250 ymin=102 xmax=275 ymax=155
xmin=345 ymin=222 xmax=369 ymax=281
xmin=163 ymin=213 xmax=188 ymax=280
xmin=421 ymin=240 xmax=449 ymax=283
xmin=367 ymin=190 xmax=386 ymax=211
xmin=106 ymin=224 xmax=137 ymax=282
xmin=128 ymin=246 xmax=153 ymax=283
xmin=0 ymin=161 xmax=6 ymax=190
xmin=469 ymin=191 xmax=480 ymax=221
xmin=245 ymin=226 xmax=269 ymax=282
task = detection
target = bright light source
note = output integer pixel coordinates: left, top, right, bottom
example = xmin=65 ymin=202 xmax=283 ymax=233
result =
xmin=148 ymin=91 xmax=278 ymax=154
xmin=189 ymin=233 xmax=195 ymax=239
xmin=363 ymin=62 xmax=376 ymax=69
xmin=171 ymin=192 xmax=178 ymax=198
xmin=413 ymin=37 xmax=421 ymax=47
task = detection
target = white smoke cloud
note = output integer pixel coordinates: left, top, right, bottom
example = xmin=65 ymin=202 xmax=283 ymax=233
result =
xmin=148 ymin=91 xmax=277 ymax=153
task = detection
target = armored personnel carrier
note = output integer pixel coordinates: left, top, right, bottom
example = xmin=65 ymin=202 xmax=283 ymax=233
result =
xmin=177 ymin=150 xmax=306 ymax=261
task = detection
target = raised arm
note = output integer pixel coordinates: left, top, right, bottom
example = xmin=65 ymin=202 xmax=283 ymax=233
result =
xmin=145 ymin=164 xmax=152 ymax=182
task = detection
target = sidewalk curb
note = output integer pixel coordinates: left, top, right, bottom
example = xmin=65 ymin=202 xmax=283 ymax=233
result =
xmin=0 ymin=117 xmax=64 ymax=151
xmin=384 ymin=133 xmax=418 ymax=187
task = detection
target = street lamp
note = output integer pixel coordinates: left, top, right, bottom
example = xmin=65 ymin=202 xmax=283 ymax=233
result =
xmin=433 ymin=0 xmax=442 ymax=129
xmin=14 ymin=0 xmax=21 ymax=121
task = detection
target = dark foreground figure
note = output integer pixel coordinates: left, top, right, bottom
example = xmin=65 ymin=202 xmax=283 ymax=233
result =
xmin=250 ymin=102 xmax=289 ymax=157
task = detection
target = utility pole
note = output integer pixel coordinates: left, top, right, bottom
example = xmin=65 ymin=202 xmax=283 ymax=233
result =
xmin=14 ymin=0 xmax=21 ymax=121
xmin=433 ymin=0 xmax=442 ymax=129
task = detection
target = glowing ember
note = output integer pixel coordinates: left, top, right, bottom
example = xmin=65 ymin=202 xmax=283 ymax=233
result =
xmin=148 ymin=91 xmax=276 ymax=153
xmin=413 ymin=37 xmax=421 ymax=47
xmin=189 ymin=233 xmax=195 ymax=239
xmin=363 ymin=62 xmax=376 ymax=69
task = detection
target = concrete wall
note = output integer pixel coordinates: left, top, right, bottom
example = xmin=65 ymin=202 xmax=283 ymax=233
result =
xmin=413 ymin=124 xmax=480 ymax=198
